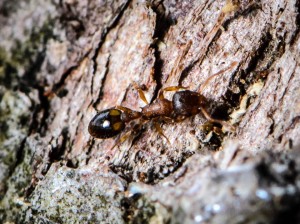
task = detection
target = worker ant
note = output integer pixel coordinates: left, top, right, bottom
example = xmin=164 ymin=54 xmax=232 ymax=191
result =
xmin=89 ymin=1 xmax=240 ymax=146
xmin=88 ymin=61 xmax=237 ymax=145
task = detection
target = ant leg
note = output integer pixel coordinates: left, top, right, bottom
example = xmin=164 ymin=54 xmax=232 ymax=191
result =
xmin=110 ymin=120 xmax=147 ymax=151
xmin=132 ymin=82 xmax=149 ymax=105
xmin=198 ymin=61 xmax=238 ymax=94
xmin=110 ymin=130 xmax=133 ymax=150
xmin=167 ymin=40 xmax=193 ymax=83
xmin=174 ymin=115 xmax=187 ymax=122
xmin=158 ymin=86 xmax=187 ymax=99
xmin=154 ymin=122 xmax=170 ymax=144
xmin=200 ymin=107 xmax=235 ymax=132
xmin=115 ymin=105 xmax=134 ymax=113
xmin=161 ymin=116 xmax=174 ymax=124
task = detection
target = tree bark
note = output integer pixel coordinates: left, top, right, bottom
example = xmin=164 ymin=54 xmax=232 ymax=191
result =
xmin=0 ymin=0 xmax=300 ymax=223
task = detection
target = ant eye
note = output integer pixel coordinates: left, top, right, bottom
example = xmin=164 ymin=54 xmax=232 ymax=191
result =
xmin=88 ymin=109 xmax=125 ymax=138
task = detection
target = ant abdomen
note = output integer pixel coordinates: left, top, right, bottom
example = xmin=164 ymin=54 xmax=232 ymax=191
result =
xmin=88 ymin=109 xmax=125 ymax=138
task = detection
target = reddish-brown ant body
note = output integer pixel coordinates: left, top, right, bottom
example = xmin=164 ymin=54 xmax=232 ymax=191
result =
xmin=88 ymin=62 xmax=237 ymax=142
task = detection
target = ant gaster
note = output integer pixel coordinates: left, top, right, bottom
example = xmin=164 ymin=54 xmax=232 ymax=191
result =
xmin=88 ymin=62 xmax=237 ymax=144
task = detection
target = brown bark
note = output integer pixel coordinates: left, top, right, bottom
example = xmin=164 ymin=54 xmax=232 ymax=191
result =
xmin=0 ymin=0 xmax=300 ymax=223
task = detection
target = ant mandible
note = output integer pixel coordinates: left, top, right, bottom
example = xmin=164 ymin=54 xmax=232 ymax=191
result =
xmin=88 ymin=61 xmax=237 ymax=145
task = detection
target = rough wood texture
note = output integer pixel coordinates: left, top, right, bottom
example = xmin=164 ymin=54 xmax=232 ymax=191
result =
xmin=0 ymin=0 xmax=299 ymax=223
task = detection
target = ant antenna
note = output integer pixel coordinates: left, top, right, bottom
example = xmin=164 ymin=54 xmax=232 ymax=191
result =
xmin=198 ymin=61 xmax=238 ymax=94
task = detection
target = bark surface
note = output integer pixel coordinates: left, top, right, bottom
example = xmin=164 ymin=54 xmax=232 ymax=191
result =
xmin=0 ymin=0 xmax=300 ymax=223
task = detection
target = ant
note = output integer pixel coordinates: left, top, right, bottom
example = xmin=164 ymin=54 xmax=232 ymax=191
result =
xmin=88 ymin=61 xmax=237 ymax=146
xmin=88 ymin=1 xmax=240 ymax=146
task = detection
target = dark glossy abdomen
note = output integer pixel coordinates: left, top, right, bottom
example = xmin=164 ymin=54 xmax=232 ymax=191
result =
xmin=88 ymin=109 xmax=125 ymax=138
xmin=172 ymin=90 xmax=206 ymax=116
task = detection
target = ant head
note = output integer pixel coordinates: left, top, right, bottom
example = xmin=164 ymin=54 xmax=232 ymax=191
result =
xmin=88 ymin=108 xmax=125 ymax=138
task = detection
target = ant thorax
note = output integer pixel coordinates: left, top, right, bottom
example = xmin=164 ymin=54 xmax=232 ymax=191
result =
xmin=141 ymin=98 xmax=173 ymax=120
